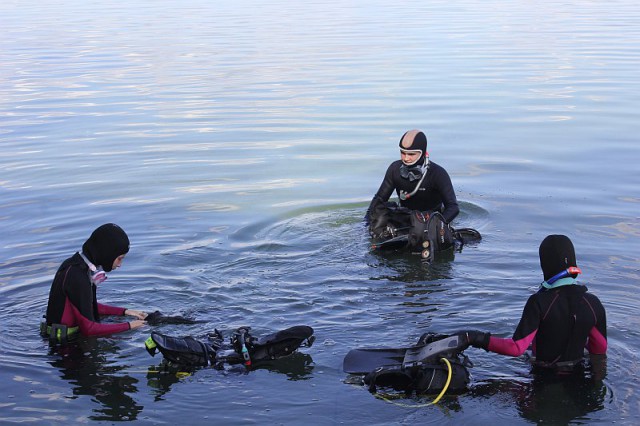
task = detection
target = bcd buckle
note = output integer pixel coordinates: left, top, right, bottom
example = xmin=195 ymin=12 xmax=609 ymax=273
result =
xmin=49 ymin=324 xmax=69 ymax=342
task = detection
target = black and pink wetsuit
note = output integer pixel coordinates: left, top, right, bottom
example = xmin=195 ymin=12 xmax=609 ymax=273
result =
xmin=45 ymin=253 xmax=130 ymax=337
xmin=488 ymin=284 xmax=607 ymax=364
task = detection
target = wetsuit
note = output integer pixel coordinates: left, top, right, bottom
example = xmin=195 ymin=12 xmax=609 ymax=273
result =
xmin=487 ymin=284 xmax=607 ymax=365
xmin=370 ymin=160 xmax=459 ymax=223
xmin=45 ymin=252 xmax=130 ymax=337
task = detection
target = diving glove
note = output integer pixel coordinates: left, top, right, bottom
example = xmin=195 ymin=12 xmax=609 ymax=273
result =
xmin=456 ymin=330 xmax=491 ymax=351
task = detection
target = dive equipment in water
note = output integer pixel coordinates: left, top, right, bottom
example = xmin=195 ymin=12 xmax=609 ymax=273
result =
xmin=367 ymin=203 xmax=481 ymax=259
xmin=235 ymin=327 xmax=252 ymax=367
xmin=40 ymin=320 xmax=79 ymax=342
xmin=371 ymin=234 xmax=409 ymax=251
xmin=343 ymin=333 xmax=471 ymax=396
xmin=145 ymin=325 xmax=314 ymax=368
xmin=144 ymin=310 xmax=202 ymax=325
xmin=343 ymin=334 xmax=464 ymax=374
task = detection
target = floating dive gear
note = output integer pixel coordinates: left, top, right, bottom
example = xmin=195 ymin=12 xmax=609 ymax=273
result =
xmin=234 ymin=327 xmax=252 ymax=367
xmin=368 ymin=203 xmax=479 ymax=261
xmin=145 ymin=325 xmax=315 ymax=368
xmin=344 ymin=333 xmax=472 ymax=396
xmin=145 ymin=310 xmax=201 ymax=326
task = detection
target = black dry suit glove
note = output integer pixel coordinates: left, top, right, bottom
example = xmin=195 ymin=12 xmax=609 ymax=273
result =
xmin=456 ymin=330 xmax=491 ymax=351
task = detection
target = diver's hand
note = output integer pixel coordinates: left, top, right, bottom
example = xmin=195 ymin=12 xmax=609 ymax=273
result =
xmin=124 ymin=309 xmax=148 ymax=320
xmin=129 ymin=320 xmax=146 ymax=330
xmin=456 ymin=330 xmax=491 ymax=350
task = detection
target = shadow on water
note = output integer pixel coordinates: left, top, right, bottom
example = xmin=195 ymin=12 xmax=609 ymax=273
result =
xmin=47 ymin=339 xmax=143 ymax=422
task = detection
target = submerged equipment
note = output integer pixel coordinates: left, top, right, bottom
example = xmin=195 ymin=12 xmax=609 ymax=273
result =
xmin=145 ymin=325 xmax=315 ymax=368
xmin=367 ymin=202 xmax=481 ymax=260
xmin=39 ymin=315 xmax=79 ymax=342
xmin=343 ymin=333 xmax=472 ymax=399
xmin=144 ymin=310 xmax=202 ymax=326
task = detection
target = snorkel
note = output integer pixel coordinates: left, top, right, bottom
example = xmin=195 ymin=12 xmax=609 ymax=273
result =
xmin=399 ymin=154 xmax=429 ymax=200
xmin=541 ymin=266 xmax=582 ymax=290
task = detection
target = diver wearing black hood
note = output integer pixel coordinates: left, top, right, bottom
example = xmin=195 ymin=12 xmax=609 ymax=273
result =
xmin=368 ymin=130 xmax=459 ymax=223
xmin=44 ymin=224 xmax=147 ymax=339
xmin=454 ymin=235 xmax=607 ymax=369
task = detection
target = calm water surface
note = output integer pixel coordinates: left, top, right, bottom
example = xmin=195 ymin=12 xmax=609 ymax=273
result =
xmin=1 ymin=0 xmax=639 ymax=424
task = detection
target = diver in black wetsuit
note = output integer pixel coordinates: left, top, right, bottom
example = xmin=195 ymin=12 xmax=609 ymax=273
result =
xmin=368 ymin=129 xmax=459 ymax=224
xmin=456 ymin=235 xmax=607 ymax=370
xmin=366 ymin=130 xmax=464 ymax=256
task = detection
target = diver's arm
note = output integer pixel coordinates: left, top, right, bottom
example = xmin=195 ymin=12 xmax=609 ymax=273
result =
xmin=487 ymin=330 xmax=536 ymax=357
xmin=434 ymin=167 xmax=459 ymax=223
xmin=586 ymin=326 xmax=607 ymax=354
xmin=64 ymin=267 xmax=99 ymax=321
xmin=585 ymin=294 xmax=607 ymax=354
xmin=68 ymin=301 xmax=132 ymax=336
xmin=487 ymin=296 xmax=540 ymax=356
xmin=373 ymin=164 xmax=397 ymax=203
xmin=366 ymin=163 xmax=397 ymax=221
xmin=97 ymin=303 xmax=126 ymax=316
xmin=98 ymin=304 xmax=147 ymax=319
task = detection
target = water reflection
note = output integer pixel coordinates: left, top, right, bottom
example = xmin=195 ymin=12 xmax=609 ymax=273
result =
xmin=145 ymin=352 xmax=314 ymax=401
xmin=47 ymin=339 xmax=143 ymax=422
xmin=470 ymin=355 xmax=608 ymax=424
xmin=369 ymin=249 xmax=456 ymax=283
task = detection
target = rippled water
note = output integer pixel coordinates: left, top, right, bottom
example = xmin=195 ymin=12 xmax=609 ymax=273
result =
xmin=1 ymin=0 xmax=639 ymax=424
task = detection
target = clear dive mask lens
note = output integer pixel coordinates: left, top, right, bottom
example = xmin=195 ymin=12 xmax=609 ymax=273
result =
xmin=400 ymin=164 xmax=424 ymax=181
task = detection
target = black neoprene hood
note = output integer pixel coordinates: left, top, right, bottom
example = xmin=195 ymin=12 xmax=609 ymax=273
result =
xmin=539 ymin=234 xmax=578 ymax=281
xmin=399 ymin=130 xmax=428 ymax=155
xmin=81 ymin=223 xmax=130 ymax=272
xmin=399 ymin=130 xmax=428 ymax=166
